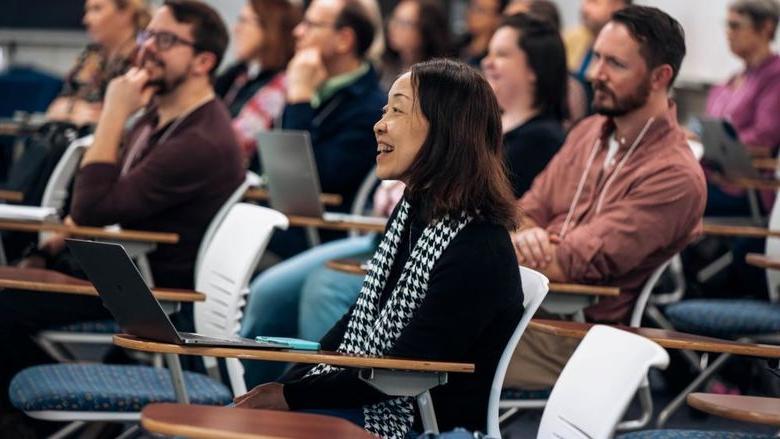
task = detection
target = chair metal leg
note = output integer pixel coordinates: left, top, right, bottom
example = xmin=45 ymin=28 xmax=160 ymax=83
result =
xmin=164 ymin=353 xmax=190 ymax=404
xmin=656 ymin=352 xmax=732 ymax=427
xmin=46 ymin=421 xmax=86 ymax=439
xmin=498 ymin=407 xmax=520 ymax=425
xmin=416 ymin=390 xmax=439 ymax=435
xmin=697 ymin=251 xmax=733 ymax=283
xmin=616 ymin=381 xmax=653 ymax=431
xmin=645 ymin=305 xmax=702 ymax=371
xmin=115 ymin=423 xmax=140 ymax=439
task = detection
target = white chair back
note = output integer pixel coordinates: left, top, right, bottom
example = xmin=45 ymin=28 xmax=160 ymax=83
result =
xmin=629 ymin=256 xmax=676 ymax=327
xmin=765 ymin=189 xmax=780 ymax=302
xmin=486 ymin=266 xmax=549 ymax=438
xmin=348 ymin=166 xmax=378 ymax=238
xmin=39 ymin=135 xmax=93 ymax=242
xmin=193 ymin=171 xmax=257 ymax=278
xmin=193 ymin=203 xmax=288 ymax=395
xmin=537 ymin=325 xmax=669 ymax=439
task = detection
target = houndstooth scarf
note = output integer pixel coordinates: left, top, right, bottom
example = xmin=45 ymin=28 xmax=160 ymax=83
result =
xmin=304 ymin=198 xmax=472 ymax=438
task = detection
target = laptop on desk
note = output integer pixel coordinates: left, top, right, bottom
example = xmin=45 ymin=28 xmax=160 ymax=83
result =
xmin=256 ymin=130 xmax=385 ymax=226
xmin=64 ymin=239 xmax=287 ymax=349
xmin=700 ymin=118 xmax=761 ymax=180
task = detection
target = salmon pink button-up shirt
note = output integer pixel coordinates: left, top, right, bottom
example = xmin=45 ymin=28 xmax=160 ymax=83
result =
xmin=520 ymin=103 xmax=706 ymax=323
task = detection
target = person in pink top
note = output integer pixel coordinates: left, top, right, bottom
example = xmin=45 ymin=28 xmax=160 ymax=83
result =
xmin=705 ymin=0 xmax=780 ymax=215
xmin=505 ymin=5 xmax=706 ymax=389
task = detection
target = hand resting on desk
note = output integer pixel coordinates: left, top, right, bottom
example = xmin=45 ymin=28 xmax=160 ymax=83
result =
xmin=233 ymin=382 xmax=289 ymax=411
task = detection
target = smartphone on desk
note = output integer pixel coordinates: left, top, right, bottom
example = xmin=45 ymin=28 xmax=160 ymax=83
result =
xmin=255 ymin=336 xmax=321 ymax=351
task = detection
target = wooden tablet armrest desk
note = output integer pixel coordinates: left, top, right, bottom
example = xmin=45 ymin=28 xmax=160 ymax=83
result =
xmin=244 ymin=187 xmax=343 ymax=207
xmin=529 ymin=319 xmax=780 ymax=358
xmin=114 ymin=334 xmax=473 ymax=434
xmin=140 ymin=403 xmax=376 ymax=439
xmin=0 ymin=190 xmax=24 ymax=202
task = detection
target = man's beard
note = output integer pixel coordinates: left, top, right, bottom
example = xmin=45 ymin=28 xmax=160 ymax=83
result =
xmin=591 ymin=74 xmax=651 ymax=117
xmin=147 ymin=73 xmax=187 ymax=96
xmin=141 ymin=51 xmax=190 ymax=96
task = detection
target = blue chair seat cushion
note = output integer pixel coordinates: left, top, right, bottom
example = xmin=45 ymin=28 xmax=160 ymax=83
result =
xmin=619 ymin=430 xmax=773 ymax=438
xmin=500 ymin=388 xmax=552 ymax=400
xmin=47 ymin=320 xmax=119 ymax=334
xmin=10 ymin=364 xmax=232 ymax=412
xmin=664 ymin=300 xmax=780 ymax=338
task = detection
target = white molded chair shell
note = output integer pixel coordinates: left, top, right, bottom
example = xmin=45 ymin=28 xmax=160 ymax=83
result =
xmin=537 ymin=325 xmax=669 ymax=439
xmin=765 ymin=188 xmax=780 ymax=302
xmin=39 ymin=135 xmax=93 ymax=243
xmin=194 ymin=203 xmax=288 ymax=395
xmin=194 ymin=172 xmax=257 ymax=278
xmin=486 ymin=266 xmax=549 ymax=438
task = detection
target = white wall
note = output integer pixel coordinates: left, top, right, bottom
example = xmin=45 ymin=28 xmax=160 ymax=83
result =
xmin=550 ymin=0 xmax=779 ymax=84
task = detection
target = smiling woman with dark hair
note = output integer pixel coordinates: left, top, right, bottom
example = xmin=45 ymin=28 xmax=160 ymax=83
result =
xmin=234 ymin=59 xmax=524 ymax=438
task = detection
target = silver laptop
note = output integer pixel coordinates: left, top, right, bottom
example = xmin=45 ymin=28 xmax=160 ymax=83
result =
xmin=256 ymin=130 xmax=385 ymax=225
xmin=700 ymin=118 xmax=760 ymax=179
xmin=65 ymin=239 xmax=288 ymax=349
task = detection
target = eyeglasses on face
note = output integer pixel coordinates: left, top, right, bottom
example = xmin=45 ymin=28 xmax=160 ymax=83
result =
xmin=137 ymin=29 xmax=197 ymax=51
xmin=299 ymin=17 xmax=337 ymax=29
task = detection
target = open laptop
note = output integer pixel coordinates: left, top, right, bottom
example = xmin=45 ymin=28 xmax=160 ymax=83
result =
xmin=256 ymin=130 xmax=385 ymax=225
xmin=65 ymin=239 xmax=288 ymax=349
xmin=700 ymin=117 xmax=760 ymax=179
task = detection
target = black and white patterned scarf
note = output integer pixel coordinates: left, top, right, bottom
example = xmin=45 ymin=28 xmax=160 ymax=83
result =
xmin=305 ymin=198 xmax=472 ymax=438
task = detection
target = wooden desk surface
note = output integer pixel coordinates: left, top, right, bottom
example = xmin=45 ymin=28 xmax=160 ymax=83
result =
xmin=728 ymin=177 xmax=780 ymax=191
xmin=0 ymin=190 xmax=24 ymax=202
xmin=746 ymin=253 xmax=780 ymax=271
xmin=244 ymin=187 xmax=343 ymax=207
xmin=687 ymin=393 xmax=780 ymax=426
xmin=753 ymin=158 xmax=778 ymax=172
xmin=0 ymin=219 xmax=179 ymax=244
xmin=141 ymin=403 xmax=375 ymax=439
xmin=114 ymin=334 xmax=474 ymax=373
xmin=325 ymin=259 xmax=620 ymax=297
xmin=0 ymin=267 xmax=204 ymax=302
xmin=287 ymin=215 xmax=387 ymax=233
xmin=529 ymin=319 xmax=780 ymax=358
xmin=702 ymin=223 xmax=780 ymax=239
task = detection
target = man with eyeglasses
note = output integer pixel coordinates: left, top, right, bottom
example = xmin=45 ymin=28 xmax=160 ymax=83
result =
xmin=0 ymin=2 xmax=243 ymax=427
xmin=265 ymin=0 xmax=386 ymax=259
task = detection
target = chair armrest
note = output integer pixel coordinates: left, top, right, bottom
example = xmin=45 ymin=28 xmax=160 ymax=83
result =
xmin=287 ymin=215 xmax=386 ymax=233
xmin=528 ymin=319 xmax=780 ymax=358
xmin=243 ymin=187 xmax=343 ymax=207
xmin=702 ymin=223 xmax=780 ymax=238
xmin=548 ymin=283 xmax=620 ymax=297
xmin=0 ymin=190 xmax=23 ymax=202
xmin=113 ymin=334 xmax=474 ymax=373
xmin=0 ymin=219 xmax=179 ymax=244
xmin=0 ymin=267 xmax=204 ymax=302
xmin=752 ymin=158 xmax=777 ymax=172
xmin=745 ymin=253 xmax=780 ymax=270
xmin=725 ymin=177 xmax=780 ymax=191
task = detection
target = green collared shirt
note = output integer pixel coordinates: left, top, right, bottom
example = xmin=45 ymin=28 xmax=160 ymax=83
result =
xmin=311 ymin=62 xmax=370 ymax=109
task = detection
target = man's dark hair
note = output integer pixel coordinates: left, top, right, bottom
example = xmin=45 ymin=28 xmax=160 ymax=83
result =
xmin=334 ymin=0 xmax=376 ymax=58
xmin=164 ymin=0 xmax=229 ymax=76
xmin=611 ymin=5 xmax=686 ymax=87
xmin=501 ymin=13 xmax=568 ymax=121
xmin=404 ymin=59 xmax=517 ymax=228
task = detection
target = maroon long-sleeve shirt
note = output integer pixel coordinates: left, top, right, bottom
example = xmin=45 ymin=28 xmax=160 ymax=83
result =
xmin=70 ymin=99 xmax=244 ymax=289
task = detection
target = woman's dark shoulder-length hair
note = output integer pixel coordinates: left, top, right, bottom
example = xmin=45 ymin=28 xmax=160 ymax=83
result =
xmin=502 ymin=13 xmax=568 ymax=122
xmin=404 ymin=58 xmax=517 ymax=229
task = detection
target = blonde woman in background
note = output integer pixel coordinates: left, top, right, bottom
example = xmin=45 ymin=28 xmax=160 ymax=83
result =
xmin=47 ymin=0 xmax=150 ymax=126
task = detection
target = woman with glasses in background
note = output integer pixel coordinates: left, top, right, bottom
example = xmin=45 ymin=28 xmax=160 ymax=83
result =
xmin=379 ymin=0 xmax=451 ymax=91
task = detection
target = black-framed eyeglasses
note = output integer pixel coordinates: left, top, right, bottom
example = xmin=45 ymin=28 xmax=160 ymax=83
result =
xmin=137 ymin=30 xmax=197 ymax=51
xmin=300 ymin=17 xmax=337 ymax=30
